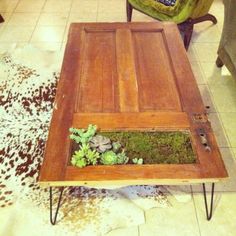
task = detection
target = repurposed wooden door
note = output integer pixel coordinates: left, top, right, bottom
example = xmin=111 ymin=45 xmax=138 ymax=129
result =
xmin=39 ymin=23 xmax=228 ymax=187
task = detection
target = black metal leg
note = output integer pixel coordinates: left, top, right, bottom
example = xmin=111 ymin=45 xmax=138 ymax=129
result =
xmin=50 ymin=187 xmax=64 ymax=225
xmin=202 ymin=183 xmax=215 ymax=221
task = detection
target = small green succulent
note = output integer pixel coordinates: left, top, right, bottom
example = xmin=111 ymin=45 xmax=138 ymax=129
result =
xmin=69 ymin=124 xmax=97 ymax=144
xmin=116 ymin=150 xmax=129 ymax=164
xmin=86 ymin=149 xmax=100 ymax=165
xmin=71 ymin=150 xmax=87 ymax=168
xmin=132 ymin=158 xmax=143 ymax=165
xmin=100 ymin=150 xmax=118 ymax=165
xmin=112 ymin=141 xmax=122 ymax=153
xmin=71 ymin=143 xmax=100 ymax=168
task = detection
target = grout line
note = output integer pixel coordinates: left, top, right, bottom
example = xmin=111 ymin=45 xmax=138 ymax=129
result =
xmin=96 ymin=0 xmax=99 ymax=22
xmin=138 ymin=225 xmax=141 ymax=236
xmin=60 ymin=0 xmax=73 ymax=47
xmin=27 ymin=0 xmax=48 ymax=43
xmin=191 ymin=186 xmax=202 ymax=236
xmin=216 ymin=112 xmax=234 ymax=148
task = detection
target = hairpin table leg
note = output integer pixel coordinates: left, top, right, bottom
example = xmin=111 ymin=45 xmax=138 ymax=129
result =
xmin=50 ymin=187 xmax=64 ymax=225
xmin=202 ymin=183 xmax=215 ymax=221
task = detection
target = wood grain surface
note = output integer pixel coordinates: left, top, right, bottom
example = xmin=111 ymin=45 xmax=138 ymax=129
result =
xmin=39 ymin=22 xmax=228 ymax=186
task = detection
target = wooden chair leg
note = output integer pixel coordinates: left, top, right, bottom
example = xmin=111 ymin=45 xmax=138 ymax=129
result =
xmin=0 ymin=14 xmax=4 ymax=23
xmin=179 ymin=21 xmax=194 ymax=50
xmin=216 ymin=56 xmax=224 ymax=67
xmin=126 ymin=0 xmax=133 ymax=22
xmin=183 ymin=23 xmax=193 ymax=50
xmin=192 ymin=13 xmax=217 ymax=25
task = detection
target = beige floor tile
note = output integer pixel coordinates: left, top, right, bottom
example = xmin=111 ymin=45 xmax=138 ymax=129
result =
xmin=71 ymin=0 xmax=98 ymax=13
xmin=209 ymin=82 xmax=236 ymax=112
xmin=191 ymin=61 xmax=206 ymax=85
xmin=232 ymin=148 xmax=236 ymax=160
xmin=198 ymin=85 xmax=217 ymax=113
xmin=97 ymin=11 xmax=126 ymax=22
xmin=208 ymin=113 xmax=229 ymax=147
xmin=192 ymin=148 xmax=236 ymax=193
xmin=209 ymin=0 xmax=224 ymax=28
xmin=60 ymin=42 xmax=67 ymax=52
xmin=192 ymin=23 xmax=221 ymax=43
xmin=30 ymin=42 xmax=62 ymax=51
xmin=68 ymin=12 xmax=97 ymax=24
xmin=193 ymin=192 xmax=236 ymax=236
xmin=42 ymin=0 xmax=72 ymax=13
xmin=0 ymin=42 xmax=28 ymax=53
xmin=98 ymin=0 xmax=125 ymax=13
xmin=15 ymin=0 xmax=46 ymax=13
xmin=8 ymin=13 xmax=40 ymax=26
xmin=105 ymin=226 xmax=139 ymax=236
xmin=0 ymin=26 xmax=34 ymax=42
xmin=200 ymin=62 xmax=232 ymax=85
xmin=0 ymin=12 xmax=13 ymax=23
xmin=220 ymin=113 xmax=236 ymax=147
xmin=194 ymin=42 xmax=219 ymax=62
xmin=131 ymin=10 xmax=155 ymax=22
xmin=0 ymin=22 xmax=6 ymax=36
xmin=0 ymin=0 xmax=19 ymax=13
xmin=37 ymin=12 xmax=68 ymax=26
xmin=139 ymin=197 xmax=200 ymax=236
xmin=187 ymin=44 xmax=199 ymax=62
xmin=31 ymin=26 xmax=65 ymax=42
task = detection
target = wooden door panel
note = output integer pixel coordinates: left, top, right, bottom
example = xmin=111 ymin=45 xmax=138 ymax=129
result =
xmin=39 ymin=23 xmax=228 ymax=186
xmin=76 ymin=30 xmax=118 ymax=113
xmin=72 ymin=112 xmax=190 ymax=130
xmin=132 ymin=31 xmax=182 ymax=111
xmin=116 ymin=29 xmax=139 ymax=112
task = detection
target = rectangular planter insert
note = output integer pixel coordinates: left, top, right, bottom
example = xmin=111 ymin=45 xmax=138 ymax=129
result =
xmin=70 ymin=131 xmax=196 ymax=165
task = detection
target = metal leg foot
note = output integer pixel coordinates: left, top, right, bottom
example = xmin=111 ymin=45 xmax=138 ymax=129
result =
xmin=202 ymin=183 xmax=215 ymax=221
xmin=50 ymin=187 xmax=64 ymax=225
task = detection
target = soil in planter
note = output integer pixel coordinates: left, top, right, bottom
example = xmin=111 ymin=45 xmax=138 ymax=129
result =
xmin=70 ymin=131 xmax=196 ymax=165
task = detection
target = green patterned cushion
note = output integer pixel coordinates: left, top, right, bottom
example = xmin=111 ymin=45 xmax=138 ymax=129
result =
xmin=128 ymin=0 xmax=197 ymax=23
xmin=157 ymin=0 xmax=176 ymax=7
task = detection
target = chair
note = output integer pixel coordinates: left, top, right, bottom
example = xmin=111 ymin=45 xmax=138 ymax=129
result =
xmin=126 ymin=0 xmax=217 ymax=50
xmin=216 ymin=0 xmax=236 ymax=78
xmin=0 ymin=14 xmax=4 ymax=23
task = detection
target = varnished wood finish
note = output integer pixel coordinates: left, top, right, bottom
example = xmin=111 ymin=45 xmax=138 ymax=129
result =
xmin=39 ymin=22 xmax=228 ymax=187
xmin=72 ymin=112 xmax=190 ymax=130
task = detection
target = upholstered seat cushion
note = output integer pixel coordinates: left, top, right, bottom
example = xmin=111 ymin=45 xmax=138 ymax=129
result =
xmin=128 ymin=0 xmax=196 ymax=23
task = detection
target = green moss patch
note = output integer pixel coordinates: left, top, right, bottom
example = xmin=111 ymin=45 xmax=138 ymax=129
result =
xmin=99 ymin=131 xmax=196 ymax=164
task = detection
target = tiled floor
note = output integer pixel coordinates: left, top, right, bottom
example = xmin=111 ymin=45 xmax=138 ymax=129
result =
xmin=1 ymin=0 xmax=236 ymax=235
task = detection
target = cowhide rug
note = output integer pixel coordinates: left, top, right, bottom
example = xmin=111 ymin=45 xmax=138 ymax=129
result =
xmin=0 ymin=45 xmax=191 ymax=236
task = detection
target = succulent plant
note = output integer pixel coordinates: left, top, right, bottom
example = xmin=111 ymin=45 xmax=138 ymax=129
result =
xmin=100 ymin=150 xmax=118 ymax=165
xmin=116 ymin=150 xmax=129 ymax=164
xmin=69 ymin=124 xmax=97 ymax=144
xmin=132 ymin=158 xmax=143 ymax=165
xmin=112 ymin=141 xmax=122 ymax=153
xmin=86 ymin=149 xmax=100 ymax=165
xmin=90 ymin=135 xmax=112 ymax=153
xmin=71 ymin=143 xmax=100 ymax=168
xmin=71 ymin=149 xmax=87 ymax=168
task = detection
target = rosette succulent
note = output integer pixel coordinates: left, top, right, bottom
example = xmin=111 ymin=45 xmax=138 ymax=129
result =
xmin=71 ymin=143 xmax=100 ymax=168
xmin=112 ymin=141 xmax=122 ymax=153
xmin=90 ymin=135 xmax=112 ymax=153
xmin=100 ymin=151 xmax=118 ymax=165
xmin=116 ymin=150 xmax=129 ymax=164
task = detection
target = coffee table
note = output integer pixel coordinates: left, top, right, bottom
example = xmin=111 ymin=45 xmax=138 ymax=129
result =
xmin=39 ymin=22 xmax=228 ymax=225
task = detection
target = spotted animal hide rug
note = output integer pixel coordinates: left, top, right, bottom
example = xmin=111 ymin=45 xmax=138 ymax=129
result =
xmin=0 ymin=45 xmax=191 ymax=236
